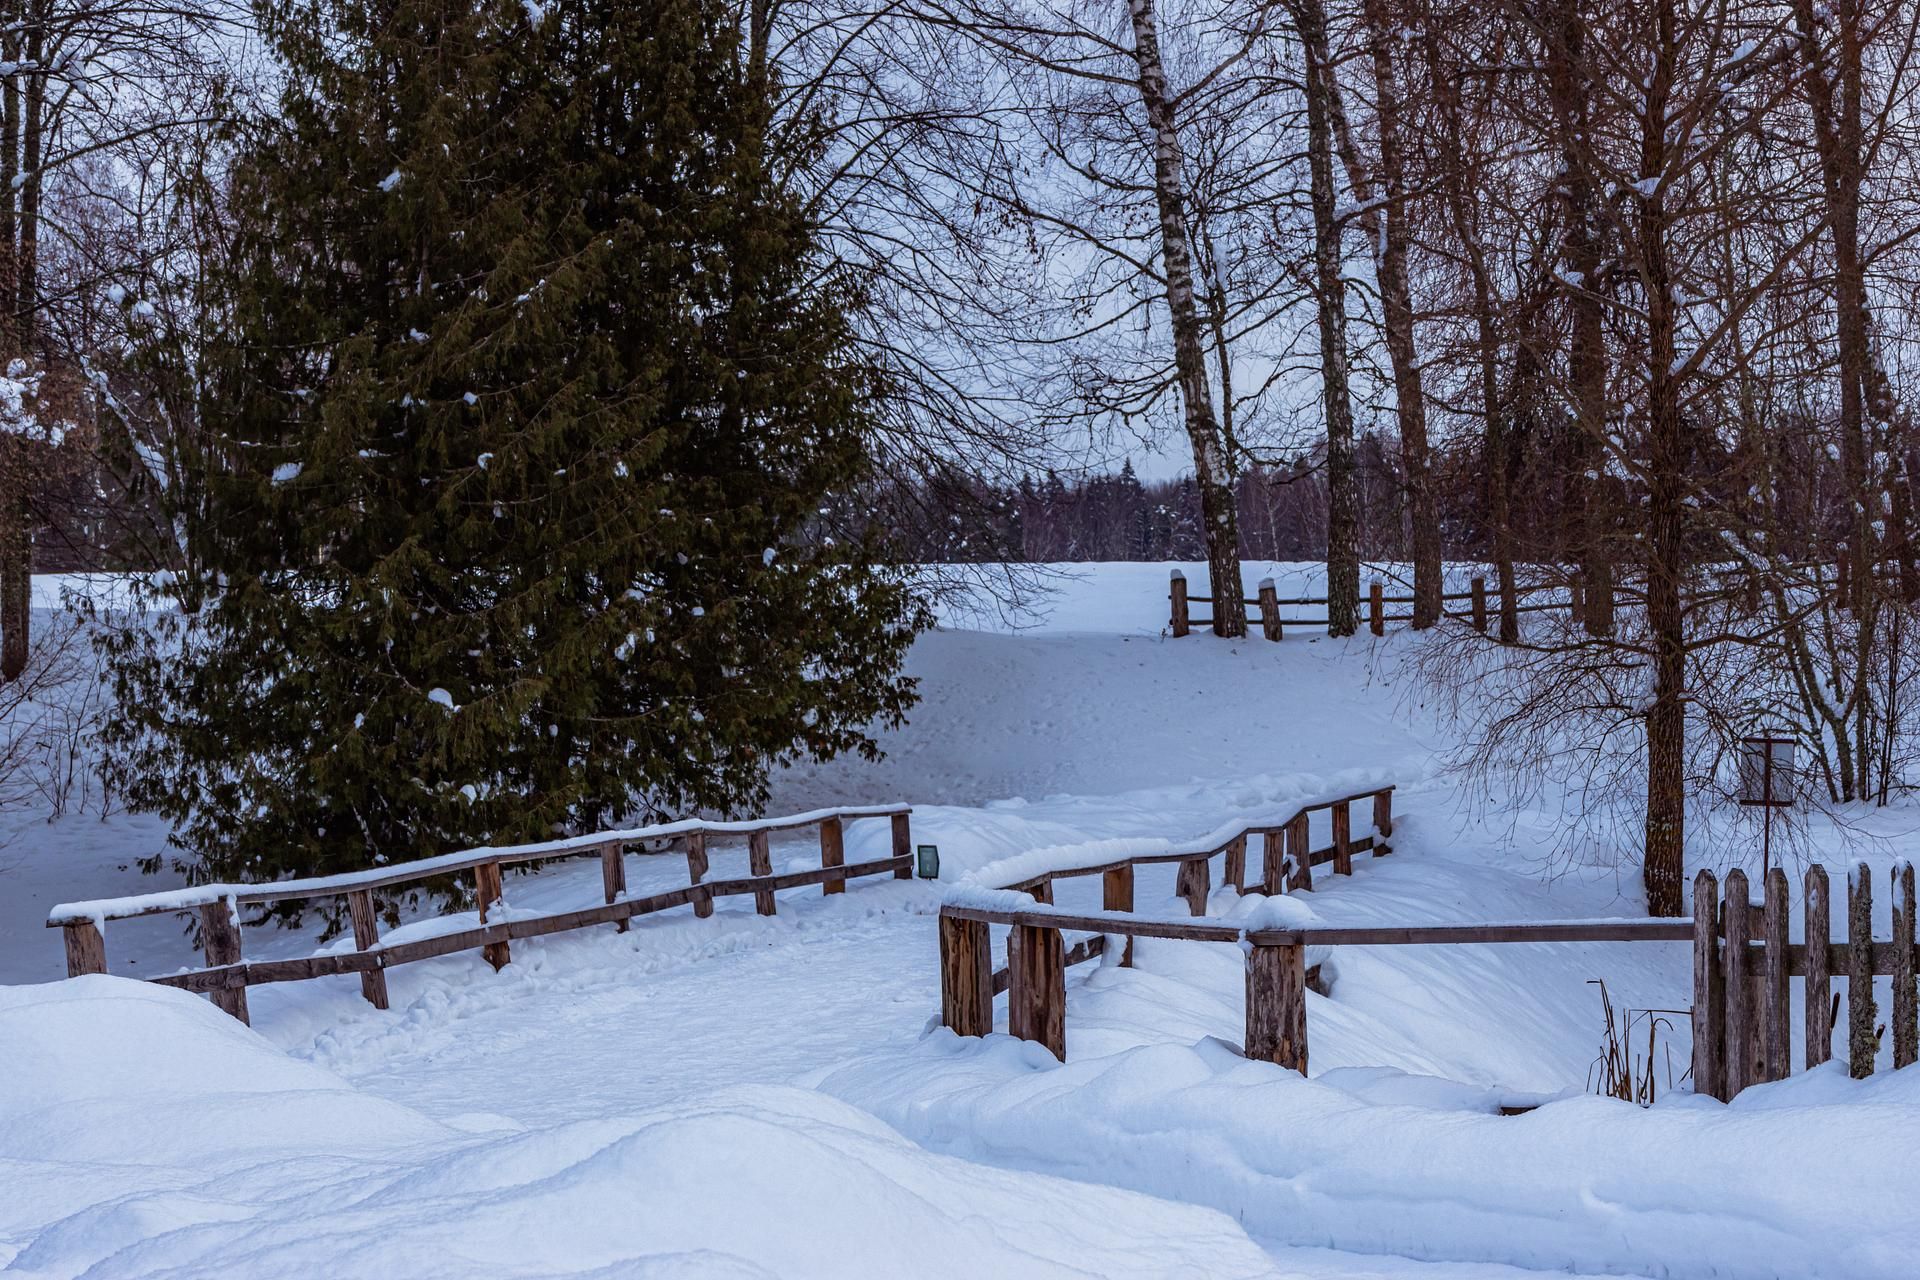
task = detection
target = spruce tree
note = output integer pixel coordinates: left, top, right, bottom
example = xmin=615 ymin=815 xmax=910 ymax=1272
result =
xmin=107 ymin=0 xmax=925 ymax=891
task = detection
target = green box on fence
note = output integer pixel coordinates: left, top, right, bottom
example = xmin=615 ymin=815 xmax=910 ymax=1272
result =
xmin=916 ymin=845 xmax=940 ymax=880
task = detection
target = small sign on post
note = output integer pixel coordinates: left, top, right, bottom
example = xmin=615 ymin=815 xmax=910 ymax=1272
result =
xmin=916 ymin=844 xmax=941 ymax=880
xmin=1738 ymin=733 xmax=1796 ymax=878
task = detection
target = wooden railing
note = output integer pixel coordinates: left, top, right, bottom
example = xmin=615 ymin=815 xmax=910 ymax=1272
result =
xmin=940 ymin=784 xmax=1395 ymax=1055
xmin=50 ymin=804 xmax=914 ymax=1025
xmin=941 ymin=838 xmax=1920 ymax=1102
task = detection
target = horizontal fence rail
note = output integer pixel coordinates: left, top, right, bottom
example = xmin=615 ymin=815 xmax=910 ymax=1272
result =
xmin=53 ymin=805 xmax=914 ymax=1024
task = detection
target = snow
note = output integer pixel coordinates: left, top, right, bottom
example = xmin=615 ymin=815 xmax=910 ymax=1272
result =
xmin=5 ymin=563 xmax=1920 ymax=1276
xmin=269 ymin=461 xmax=302 ymax=485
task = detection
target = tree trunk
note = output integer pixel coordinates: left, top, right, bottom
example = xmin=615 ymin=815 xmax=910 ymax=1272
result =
xmin=1296 ymin=0 xmax=1357 ymax=636
xmin=0 ymin=0 xmax=20 ymax=682
xmin=1330 ymin=0 xmax=1438 ymax=626
xmin=1126 ymin=0 xmax=1245 ymax=637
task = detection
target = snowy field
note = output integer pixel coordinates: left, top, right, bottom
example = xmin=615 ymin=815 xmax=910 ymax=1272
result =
xmin=2 ymin=564 xmax=1917 ymax=1277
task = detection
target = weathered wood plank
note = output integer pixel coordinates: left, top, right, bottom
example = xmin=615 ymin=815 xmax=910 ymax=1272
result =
xmin=1723 ymin=871 xmax=1752 ymax=1097
xmin=1248 ymin=921 xmax=1695 ymax=946
xmin=1008 ymin=923 xmax=1065 ymax=1061
xmin=1895 ymin=862 xmax=1916 ymax=1070
xmin=1691 ymin=870 xmax=1724 ymax=1101
xmin=1372 ymin=789 xmax=1393 ymax=852
xmin=198 ymin=899 xmax=249 ymax=1024
xmin=599 ymin=840 xmax=630 ymax=934
xmin=1470 ymin=576 xmax=1488 ymax=632
xmin=473 ymin=861 xmax=510 ymax=971
xmin=891 ymin=812 xmax=913 ymax=879
xmin=1223 ymin=835 xmax=1247 ymax=892
xmin=1258 ymin=578 xmax=1282 ymax=641
xmin=684 ymin=832 xmax=712 ymax=919
xmin=1170 ymin=569 xmax=1189 ymax=637
xmin=1764 ymin=867 xmax=1790 ymax=1082
xmin=748 ymin=830 xmax=776 ymax=916
xmin=1806 ymin=865 xmax=1832 ymax=1069
xmin=1176 ymin=856 xmax=1211 ymax=916
xmin=1332 ymin=802 xmax=1352 ymax=876
xmin=1261 ymin=829 xmax=1285 ymax=895
xmin=62 ymin=920 xmax=106 ymax=978
xmin=939 ymin=914 xmax=993 ymax=1038
xmin=348 ymin=889 xmax=389 ymax=1010
xmin=1287 ymin=813 xmax=1312 ymax=892
xmin=819 ymin=816 xmax=846 ymax=896
xmin=1245 ymin=942 xmax=1308 ymax=1074
xmin=1030 ymin=878 xmax=1054 ymax=906
xmin=1849 ymin=863 xmax=1876 ymax=1079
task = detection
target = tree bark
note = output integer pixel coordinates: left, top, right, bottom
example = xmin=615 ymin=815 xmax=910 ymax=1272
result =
xmin=1295 ymin=0 xmax=1357 ymax=636
xmin=1330 ymin=0 xmax=1439 ymax=626
xmin=1126 ymin=0 xmax=1245 ymax=637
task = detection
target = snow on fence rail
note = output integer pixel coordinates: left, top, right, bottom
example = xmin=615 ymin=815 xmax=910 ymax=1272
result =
xmin=940 ymin=816 xmax=1920 ymax=1102
xmin=50 ymin=804 xmax=914 ymax=1025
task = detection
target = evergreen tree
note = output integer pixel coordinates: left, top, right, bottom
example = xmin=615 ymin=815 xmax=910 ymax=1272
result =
xmin=106 ymin=0 xmax=925 ymax=891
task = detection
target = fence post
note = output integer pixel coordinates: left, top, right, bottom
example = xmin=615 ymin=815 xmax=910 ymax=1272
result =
xmin=1245 ymin=940 xmax=1308 ymax=1074
xmin=1368 ymin=581 xmax=1384 ymax=636
xmin=1259 ymin=831 xmax=1284 ymax=895
xmin=1287 ymin=813 xmax=1313 ymax=892
xmin=348 ymin=888 xmax=390 ymax=1011
xmin=1470 ymin=576 xmax=1488 ymax=632
xmin=601 ymin=840 xmax=630 ymax=931
xmin=1008 ymin=923 xmax=1065 ymax=1061
xmin=62 ymin=920 xmax=107 ymax=978
xmin=1895 ymin=862 xmax=1916 ymax=1070
xmin=1849 ymin=863 xmax=1875 ymax=1077
xmin=1372 ymin=788 xmax=1393 ymax=852
xmin=1176 ymin=856 xmax=1211 ymax=916
xmin=1332 ymin=802 xmax=1352 ymax=875
xmin=1170 ymin=570 xmax=1190 ymax=637
xmin=685 ymin=832 xmax=713 ymax=919
xmin=891 ymin=811 xmax=913 ymax=879
xmin=1258 ymin=578 xmax=1282 ymax=641
xmin=474 ymin=862 xmax=510 ymax=971
xmin=1806 ymin=865 xmax=1833 ymax=1069
xmin=1223 ymin=834 xmax=1247 ymax=892
xmin=1103 ymin=864 xmax=1135 ymax=966
xmin=1764 ymin=867 xmax=1791 ymax=1081
xmin=1030 ymin=878 xmax=1054 ymax=906
xmin=1691 ymin=870 xmax=1724 ymax=1101
xmin=198 ymin=898 xmax=250 ymax=1024
xmin=1723 ymin=870 xmax=1751 ymax=1097
xmin=938 ymin=913 xmax=992 ymax=1038
xmin=820 ymin=816 xmax=846 ymax=895
xmin=749 ymin=830 xmax=776 ymax=915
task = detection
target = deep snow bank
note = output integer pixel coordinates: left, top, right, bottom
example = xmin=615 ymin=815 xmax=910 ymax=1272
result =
xmin=1 ymin=978 xmax=1289 ymax=1279
xmin=818 ymin=1030 xmax=1920 ymax=1279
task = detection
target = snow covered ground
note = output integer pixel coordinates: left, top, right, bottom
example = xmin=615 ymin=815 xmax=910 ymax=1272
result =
xmin=3 ymin=564 xmax=1917 ymax=1277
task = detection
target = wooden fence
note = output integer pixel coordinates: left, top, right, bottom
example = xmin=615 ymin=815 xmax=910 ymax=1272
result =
xmin=940 ymin=784 xmax=1395 ymax=1057
xmin=940 ymin=823 xmax=1920 ymax=1098
xmin=50 ymin=804 xmax=914 ymax=1025
xmin=1171 ymin=569 xmax=1581 ymax=640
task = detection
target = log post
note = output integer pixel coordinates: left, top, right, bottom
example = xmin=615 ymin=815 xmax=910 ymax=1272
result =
xmin=1223 ymin=834 xmax=1247 ymax=892
xmin=1258 ymin=578 xmax=1282 ymax=641
xmin=1895 ymin=862 xmax=1916 ymax=1070
xmin=1849 ymin=862 xmax=1875 ymax=1078
xmin=1805 ymin=865 xmax=1833 ymax=1068
xmin=1287 ymin=813 xmax=1312 ymax=892
xmin=1368 ymin=580 xmax=1384 ymax=636
xmin=1245 ymin=941 xmax=1308 ymax=1074
xmin=348 ymin=888 xmax=390 ymax=1011
xmin=1176 ymin=856 xmax=1211 ymax=916
xmin=1470 ymin=576 xmax=1487 ymax=632
xmin=1008 ymin=923 xmax=1065 ymax=1060
xmin=685 ymin=832 xmax=713 ymax=919
xmin=1372 ymin=788 xmax=1393 ymax=852
xmin=1332 ymin=802 xmax=1352 ymax=876
xmin=1723 ymin=870 xmax=1751 ymax=1097
xmin=62 ymin=919 xmax=107 ymax=978
xmin=1260 ymin=830 xmax=1285 ymax=895
xmin=1030 ymin=878 xmax=1053 ymax=906
xmin=198 ymin=898 xmax=250 ymax=1024
xmin=601 ymin=840 xmax=630 ymax=932
xmin=819 ymin=816 xmax=846 ymax=896
xmin=474 ymin=861 xmax=510 ymax=971
xmin=1691 ymin=870 xmax=1724 ymax=1101
xmin=1170 ymin=569 xmax=1190 ymax=637
xmin=891 ymin=811 xmax=913 ymax=879
xmin=1764 ymin=867 xmax=1791 ymax=1082
xmin=938 ymin=913 xmax=992 ymax=1038
xmin=1103 ymin=864 xmax=1135 ymax=967
xmin=749 ymin=830 xmax=776 ymax=915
